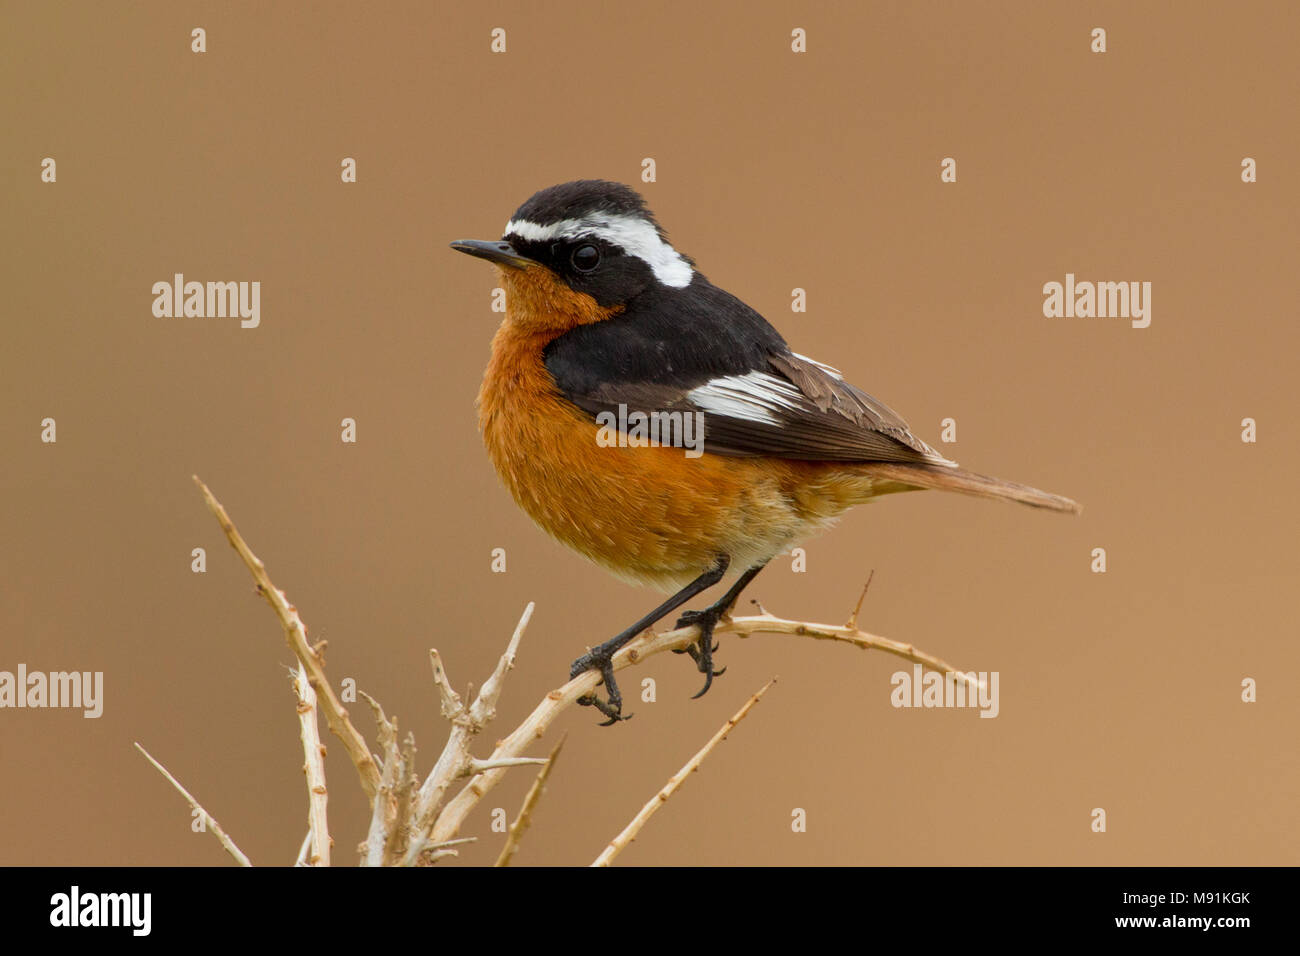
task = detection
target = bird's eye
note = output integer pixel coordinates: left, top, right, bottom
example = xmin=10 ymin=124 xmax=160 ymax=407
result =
xmin=570 ymin=244 xmax=601 ymax=273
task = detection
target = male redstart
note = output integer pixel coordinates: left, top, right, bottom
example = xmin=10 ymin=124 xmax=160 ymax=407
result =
xmin=453 ymin=180 xmax=1079 ymax=723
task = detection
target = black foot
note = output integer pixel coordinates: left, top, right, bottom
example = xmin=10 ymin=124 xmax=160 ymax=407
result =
xmin=671 ymin=606 xmax=728 ymax=699
xmin=563 ymin=557 xmax=744 ymax=724
xmin=570 ymin=649 xmax=633 ymax=726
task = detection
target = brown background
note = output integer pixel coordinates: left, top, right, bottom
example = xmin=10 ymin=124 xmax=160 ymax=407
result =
xmin=2 ymin=1 xmax=1297 ymax=866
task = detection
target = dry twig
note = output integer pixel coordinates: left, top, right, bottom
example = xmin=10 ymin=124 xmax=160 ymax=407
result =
xmin=494 ymin=736 xmax=566 ymax=867
xmin=193 ymin=476 xmax=381 ymax=801
xmin=292 ymin=662 xmax=331 ymax=865
xmin=592 ymin=680 xmax=774 ymax=866
xmin=294 ymin=830 xmax=313 ymax=867
xmin=178 ymin=481 xmax=980 ymax=866
xmin=400 ymin=602 xmax=535 ymax=865
xmin=428 ymin=603 xmax=976 ymax=846
xmin=134 ymin=743 xmax=252 ymax=867
xmin=359 ymin=694 xmax=401 ymax=866
xmin=846 ymin=569 xmax=875 ymax=630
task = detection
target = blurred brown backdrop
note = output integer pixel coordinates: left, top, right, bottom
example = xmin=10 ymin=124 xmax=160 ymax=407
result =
xmin=2 ymin=1 xmax=1297 ymax=866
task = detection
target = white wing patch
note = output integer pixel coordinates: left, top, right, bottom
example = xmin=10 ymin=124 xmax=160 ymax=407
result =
xmin=687 ymin=371 xmax=808 ymax=425
xmin=505 ymin=214 xmax=694 ymax=288
xmin=790 ymin=352 xmax=844 ymax=380
xmin=688 ymin=365 xmax=959 ymax=466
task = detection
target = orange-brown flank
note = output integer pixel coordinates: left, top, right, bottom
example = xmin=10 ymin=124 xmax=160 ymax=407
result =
xmin=477 ymin=264 xmax=907 ymax=591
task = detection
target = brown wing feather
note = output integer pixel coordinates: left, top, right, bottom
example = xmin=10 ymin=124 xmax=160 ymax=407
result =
xmin=858 ymin=462 xmax=1082 ymax=513
xmin=569 ymin=350 xmax=955 ymax=463
xmin=765 ymin=352 xmax=951 ymax=462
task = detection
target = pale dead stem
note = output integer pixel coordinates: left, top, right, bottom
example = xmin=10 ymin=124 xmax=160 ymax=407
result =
xmin=293 ymin=663 xmax=331 ymax=865
xmin=592 ymin=679 xmax=775 ymax=866
xmin=426 ymin=602 xmax=981 ymax=847
xmin=398 ymin=603 xmax=543 ymax=866
xmin=133 ymin=743 xmax=252 ymax=866
xmin=495 ymin=736 xmax=566 ymax=867
xmin=192 ymin=476 xmax=380 ymax=801
xmin=136 ymin=477 xmax=979 ymax=865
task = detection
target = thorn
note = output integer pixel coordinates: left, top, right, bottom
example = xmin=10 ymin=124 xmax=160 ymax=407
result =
xmin=846 ymin=569 xmax=875 ymax=630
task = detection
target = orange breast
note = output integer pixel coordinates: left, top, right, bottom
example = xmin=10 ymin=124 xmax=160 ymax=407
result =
xmin=476 ymin=265 xmax=906 ymax=591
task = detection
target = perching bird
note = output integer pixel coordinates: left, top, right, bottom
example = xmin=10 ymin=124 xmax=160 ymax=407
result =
xmin=453 ymin=180 xmax=1079 ymax=723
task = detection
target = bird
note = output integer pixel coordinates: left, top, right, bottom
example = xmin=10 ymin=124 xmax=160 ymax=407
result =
xmin=452 ymin=180 xmax=1079 ymax=723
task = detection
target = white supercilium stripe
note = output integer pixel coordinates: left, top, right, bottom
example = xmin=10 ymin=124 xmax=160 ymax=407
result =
xmin=505 ymin=214 xmax=694 ymax=288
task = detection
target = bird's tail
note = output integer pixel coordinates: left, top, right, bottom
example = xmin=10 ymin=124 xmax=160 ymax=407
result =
xmin=858 ymin=462 xmax=1082 ymax=514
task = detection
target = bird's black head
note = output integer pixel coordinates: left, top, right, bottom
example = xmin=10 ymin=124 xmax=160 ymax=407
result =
xmin=451 ymin=180 xmax=695 ymax=309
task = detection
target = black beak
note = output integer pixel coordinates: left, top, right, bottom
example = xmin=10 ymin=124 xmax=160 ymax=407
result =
xmin=450 ymin=239 xmax=533 ymax=270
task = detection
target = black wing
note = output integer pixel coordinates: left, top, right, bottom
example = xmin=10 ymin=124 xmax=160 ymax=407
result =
xmin=542 ymin=275 xmax=953 ymax=464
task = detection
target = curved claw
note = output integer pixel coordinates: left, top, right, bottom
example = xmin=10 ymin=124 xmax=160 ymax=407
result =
xmin=581 ymin=690 xmax=629 ymax=723
xmin=571 ymin=652 xmax=628 ymax=724
xmin=672 ymin=605 xmax=728 ymax=700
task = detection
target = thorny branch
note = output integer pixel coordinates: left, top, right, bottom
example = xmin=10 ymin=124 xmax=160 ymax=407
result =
xmin=495 ymin=736 xmax=566 ymax=867
xmin=425 ymin=602 xmax=981 ymax=847
xmin=293 ymin=662 xmax=331 ymax=866
xmin=193 ymin=476 xmax=380 ymax=801
xmin=592 ymin=679 xmax=775 ymax=866
xmin=137 ymin=478 xmax=982 ymax=865
xmin=134 ymin=743 xmax=252 ymax=867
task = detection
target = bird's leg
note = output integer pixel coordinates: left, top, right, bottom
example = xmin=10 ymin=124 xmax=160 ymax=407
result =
xmin=570 ymin=556 xmax=730 ymax=725
xmin=672 ymin=562 xmax=768 ymax=700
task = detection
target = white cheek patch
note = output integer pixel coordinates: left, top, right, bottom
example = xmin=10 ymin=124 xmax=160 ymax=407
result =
xmin=505 ymin=214 xmax=694 ymax=288
xmin=687 ymin=371 xmax=807 ymax=425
